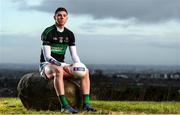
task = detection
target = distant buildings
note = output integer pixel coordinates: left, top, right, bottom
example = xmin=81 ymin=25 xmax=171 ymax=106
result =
xmin=111 ymin=72 xmax=180 ymax=80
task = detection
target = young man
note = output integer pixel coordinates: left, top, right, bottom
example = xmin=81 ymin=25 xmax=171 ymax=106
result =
xmin=39 ymin=7 xmax=96 ymax=114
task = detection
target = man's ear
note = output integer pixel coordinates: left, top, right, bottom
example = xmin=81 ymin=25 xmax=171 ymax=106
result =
xmin=53 ymin=15 xmax=56 ymax=20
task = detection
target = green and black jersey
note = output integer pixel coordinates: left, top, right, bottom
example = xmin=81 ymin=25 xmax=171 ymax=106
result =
xmin=40 ymin=25 xmax=75 ymax=63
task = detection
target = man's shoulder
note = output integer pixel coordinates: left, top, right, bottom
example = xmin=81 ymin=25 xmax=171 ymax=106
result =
xmin=64 ymin=27 xmax=74 ymax=35
xmin=42 ymin=25 xmax=56 ymax=35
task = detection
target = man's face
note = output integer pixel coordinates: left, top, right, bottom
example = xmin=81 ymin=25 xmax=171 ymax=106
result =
xmin=54 ymin=11 xmax=68 ymax=27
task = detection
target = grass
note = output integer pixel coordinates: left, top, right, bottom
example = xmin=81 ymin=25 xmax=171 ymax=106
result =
xmin=0 ymin=97 xmax=180 ymax=114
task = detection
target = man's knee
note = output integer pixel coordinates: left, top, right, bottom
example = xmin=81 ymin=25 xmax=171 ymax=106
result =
xmin=86 ymin=68 xmax=89 ymax=75
xmin=44 ymin=65 xmax=63 ymax=78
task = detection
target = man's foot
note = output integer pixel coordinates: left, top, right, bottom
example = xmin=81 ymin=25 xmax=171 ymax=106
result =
xmin=61 ymin=105 xmax=78 ymax=114
xmin=83 ymin=104 xmax=97 ymax=112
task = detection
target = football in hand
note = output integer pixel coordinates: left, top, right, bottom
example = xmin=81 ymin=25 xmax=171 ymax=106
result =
xmin=71 ymin=63 xmax=87 ymax=78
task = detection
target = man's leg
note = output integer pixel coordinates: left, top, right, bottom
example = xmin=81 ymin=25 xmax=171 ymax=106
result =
xmin=43 ymin=64 xmax=78 ymax=113
xmin=59 ymin=65 xmax=96 ymax=112
xmin=81 ymin=69 xmax=96 ymax=112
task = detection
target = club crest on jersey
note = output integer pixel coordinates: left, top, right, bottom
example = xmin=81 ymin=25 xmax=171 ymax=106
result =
xmin=58 ymin=37 xmax=63 ymax=43
xmin=64 ymin=37 xmax=69 ymax=43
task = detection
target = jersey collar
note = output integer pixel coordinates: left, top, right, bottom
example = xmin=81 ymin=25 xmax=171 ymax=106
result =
xmin=56 ymin=26 xmax=64 ymax=33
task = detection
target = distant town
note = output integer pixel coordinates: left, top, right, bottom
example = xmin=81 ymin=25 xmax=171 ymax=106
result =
xmin=0 ymin=63 xmax=180 ymax=100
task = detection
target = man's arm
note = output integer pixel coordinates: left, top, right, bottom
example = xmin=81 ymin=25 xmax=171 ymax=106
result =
xmin=69 ymin=46 xmax=81 ymax=63
xmin=42 ymin=45 xmax=64 ymax=66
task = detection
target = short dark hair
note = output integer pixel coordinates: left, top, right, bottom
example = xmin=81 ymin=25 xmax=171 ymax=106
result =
xmin=55 ymin=7 xmax=68 ymax=14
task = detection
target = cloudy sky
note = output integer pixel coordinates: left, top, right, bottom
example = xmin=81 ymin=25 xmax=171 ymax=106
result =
xmin=0 ymin=0 xmax=180 ymax=65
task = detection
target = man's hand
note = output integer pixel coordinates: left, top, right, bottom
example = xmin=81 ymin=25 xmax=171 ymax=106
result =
xmin=63 ymin=64 xmax=73 ymax=75
xmin=61 ymin=63 xmax=69 ymax=67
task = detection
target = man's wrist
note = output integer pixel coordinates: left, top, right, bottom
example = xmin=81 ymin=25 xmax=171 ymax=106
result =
xmin=49 ymin=58 xmax=61 ymax=66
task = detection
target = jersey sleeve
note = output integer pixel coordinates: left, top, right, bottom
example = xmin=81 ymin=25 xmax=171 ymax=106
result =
xmin=41 ymin=28 xmax=52 ymax=45
xmin=69 ymin=32 xmax=75 ymax=46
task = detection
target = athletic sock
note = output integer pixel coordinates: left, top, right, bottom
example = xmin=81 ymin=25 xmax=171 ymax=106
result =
xmin=83 ymin=94 xmax=90 ymax=105
xmin=58 ymin=95 xmax=69 ymax=107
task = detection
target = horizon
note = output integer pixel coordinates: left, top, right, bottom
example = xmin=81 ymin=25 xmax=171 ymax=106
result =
xmin=0 ymin=63 xmax=180 ymax=74
xmin=0 ymin=62 xmax=180 ymax=67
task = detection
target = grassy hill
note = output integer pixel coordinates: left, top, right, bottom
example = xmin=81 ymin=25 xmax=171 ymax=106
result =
xmin=0 ymin=97 xmax=180 ymax=114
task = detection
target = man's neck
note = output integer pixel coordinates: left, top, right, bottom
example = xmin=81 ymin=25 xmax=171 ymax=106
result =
xmin=56 ymin=25 xmax=64 ymax=33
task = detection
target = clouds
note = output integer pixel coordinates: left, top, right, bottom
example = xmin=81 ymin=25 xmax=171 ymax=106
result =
xmin=75 ymin=34 xmax=179 ymax=65
xmin=1 ymin=0 xmax=179 ymax=65
xmin=77 ymin=17 xmax=180 ymax=36
xmin=14 ymin=0 xmax=180 ymax=23
xmin=12 ymin=0 xmax=180 ymax=36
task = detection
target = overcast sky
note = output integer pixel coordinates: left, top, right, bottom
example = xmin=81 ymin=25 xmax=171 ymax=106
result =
xmin=0 ymin=0 xmax=180 ymax=65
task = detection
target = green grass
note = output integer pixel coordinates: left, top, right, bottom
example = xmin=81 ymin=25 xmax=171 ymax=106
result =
xmin=0 ymin=97 xmax=180 ymax=114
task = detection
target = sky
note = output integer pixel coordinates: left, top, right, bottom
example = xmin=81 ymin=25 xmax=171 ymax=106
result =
xmin=0 ymin=0 xmax=180 ymax=66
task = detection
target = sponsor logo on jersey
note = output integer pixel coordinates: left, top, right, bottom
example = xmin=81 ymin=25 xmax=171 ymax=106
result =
xmin=51 ymin=47 xmax=65 ymax=54
xmin=51 ymin=44 xmax=68 ymax=55
xmin=53 ymin=37 xmax=58 ymax=41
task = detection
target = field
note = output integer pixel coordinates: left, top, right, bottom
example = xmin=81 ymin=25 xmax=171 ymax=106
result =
xmin=0 ymin=98 xmax=180 ymax=114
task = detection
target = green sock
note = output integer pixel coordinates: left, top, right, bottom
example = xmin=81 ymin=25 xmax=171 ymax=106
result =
xmin=83 ymin=94 xmax=90 ymax=105
xmin=58 ymin=95 xmax=69 ymax=107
